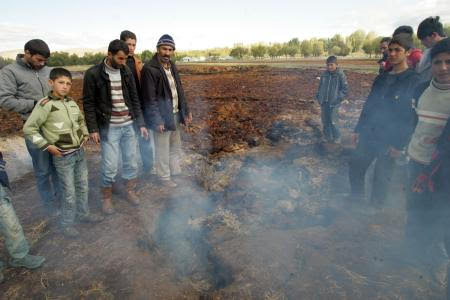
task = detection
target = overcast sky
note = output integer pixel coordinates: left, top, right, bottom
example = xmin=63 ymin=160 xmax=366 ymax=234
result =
xmin=1 ymin=0 xmax=449 ymax=52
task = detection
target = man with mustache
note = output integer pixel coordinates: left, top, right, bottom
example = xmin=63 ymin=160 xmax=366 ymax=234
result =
xmin=141 ymin=35 xmax=192 ymax=187
xmin=83 ymin=39 xmax=148 ymax=214
xmin=0 ymin=39 xmax=60 ymax=215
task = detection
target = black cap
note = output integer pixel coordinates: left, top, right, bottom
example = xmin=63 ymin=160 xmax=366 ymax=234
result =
xmin=24 ymin=39 xmax=50 ymax=58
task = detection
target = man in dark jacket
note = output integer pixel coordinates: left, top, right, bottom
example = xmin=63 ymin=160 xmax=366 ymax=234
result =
xmin=0 ymin=39 xmax=60 ymax=215
xmin=316 ymin=55 xmax=348 ymax=143
xmin=120 ymin=30 xmax=154 ymax=175
xmin=82 ymin=39 xmax=148 ymax=214
xmin=141 ymin=34 xmax=192 ymax=188
xmin=348 ymin=33 xmax=419 ymax=208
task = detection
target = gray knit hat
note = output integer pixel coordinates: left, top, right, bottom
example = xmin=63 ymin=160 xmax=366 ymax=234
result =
xmin=157 ymin=34 xmax=175 ymax=50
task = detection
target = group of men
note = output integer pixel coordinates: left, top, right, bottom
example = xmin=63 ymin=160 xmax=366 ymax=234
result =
xmin=0 ymin=31 xmax=191 ymax=281
xmin=0 ymin=16 xmax=448 ymax=287
xmin=349 ymin=16 xmax=450 ymax=282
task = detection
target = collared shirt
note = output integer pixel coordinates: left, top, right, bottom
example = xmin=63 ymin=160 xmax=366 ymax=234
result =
xmin=163 ymin=66 xmax=179 ymax=113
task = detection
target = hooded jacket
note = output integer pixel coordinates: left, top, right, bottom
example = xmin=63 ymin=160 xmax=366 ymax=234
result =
xmin=355 ymin=69 xmax=419 ymax=151
xmin=316 ymin=68 xmax=348 ymax=105
xmin=82 ymin=59 xmax=145 ymax=138
xmin=0 ymin=54 xmax=50 ymax=120
xmin=140 ymin=54 xmax=190 ymax=131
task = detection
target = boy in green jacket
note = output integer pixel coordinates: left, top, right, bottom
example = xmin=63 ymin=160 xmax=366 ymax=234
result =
xmin=23 ymin=68 xmax=103 ymax=238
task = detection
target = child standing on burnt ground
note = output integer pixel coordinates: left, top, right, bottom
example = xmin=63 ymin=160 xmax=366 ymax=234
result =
xmin=316 ymin=56 xmax=349 ymax=143
xmin=23 ymin=68 xmax=104 ymax=238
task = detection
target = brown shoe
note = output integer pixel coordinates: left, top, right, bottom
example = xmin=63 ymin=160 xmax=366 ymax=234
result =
xmin=102 ymin=187 xmax=115 ymax=215
xmin=125 ymin=179 xmax=140 ymax=206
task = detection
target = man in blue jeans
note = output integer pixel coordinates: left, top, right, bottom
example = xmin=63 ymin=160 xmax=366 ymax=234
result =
xmin=0 ymin=39 xmax=59 ymax=214
xmin=83 ymin=40 xmax=148 ymax=215
xmin=0 ymin=152 xmax=45 ymax=283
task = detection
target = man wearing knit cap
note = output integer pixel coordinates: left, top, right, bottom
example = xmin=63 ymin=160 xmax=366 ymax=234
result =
xmin=0 ymin=39 xmax=60 ymax=215
xmin=405 ymin=38 xmax=450 ymax=284
xmin=141 ymin=34 xmax=192 ymax=187
xmin=349 ymin=33 xmax=419 ymax=208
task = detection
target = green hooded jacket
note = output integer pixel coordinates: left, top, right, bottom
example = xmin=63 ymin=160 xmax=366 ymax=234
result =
xmin=23 ymin=92 xmax=89 ymax=151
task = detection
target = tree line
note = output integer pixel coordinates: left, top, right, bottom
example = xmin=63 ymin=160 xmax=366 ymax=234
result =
xmin=0 ymin=25 xmax=449 ymax=68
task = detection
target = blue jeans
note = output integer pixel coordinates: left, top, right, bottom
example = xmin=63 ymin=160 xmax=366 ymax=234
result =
xmin=25 ymin=138 xmax=60 ymax=209
xmin=138 ymin=128 xmax=154 ymax=172
xmin=101 ymin=124 xmax=138 ymax=187
xmin=0 ymin=184 xmax=29 ymax=260
xmin=53 ymin=149 xmax=89 ymax=227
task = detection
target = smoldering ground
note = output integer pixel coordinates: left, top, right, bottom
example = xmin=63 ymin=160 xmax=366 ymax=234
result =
xmin=0 ymin=65 xmax=448 ymax=299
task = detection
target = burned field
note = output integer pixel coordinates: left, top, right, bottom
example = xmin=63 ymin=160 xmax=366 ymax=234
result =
xmin=0 ymin=65 xmax=444 ymax=299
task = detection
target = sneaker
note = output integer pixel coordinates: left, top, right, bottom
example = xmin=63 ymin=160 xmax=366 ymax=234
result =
xmin=62 ymin=226 xmax=80 ymax=238
xmin=9 ymin=254 xmax=45 ymax=269
xmin=160 ymin=180 xmax=177 ymax=188
xmin=78 ymin=214 xmax=104 ymax=223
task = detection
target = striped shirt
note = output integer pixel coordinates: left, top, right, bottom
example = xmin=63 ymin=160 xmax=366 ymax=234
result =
xmin=104 ymin=60 xmax=132 ymax=126
xmin=408 ymin=80 xmax=450 ymax=164
xmin=163 ymin=67 xmax=179 ymax=113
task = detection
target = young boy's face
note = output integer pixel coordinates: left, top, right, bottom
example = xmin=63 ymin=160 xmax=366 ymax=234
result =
xmin=432 ymin=52 xmax=450 ymax=85
xmin=49 ymin=76 xmax=72 ymax=98
xmin=327 ymin=63 xmax=337 ymax=72
xmin=388 ymin=43 xmax=410 ymax=65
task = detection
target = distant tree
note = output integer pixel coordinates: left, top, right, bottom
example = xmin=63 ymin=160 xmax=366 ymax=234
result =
xmin=229 ymin=46 xmax=248 ymax=59
xmin=0 ymin=56 xmax=14 ymax=69
xmin=445 ymin=23 xmax=450 ymax=37
xmin=348 ymin=29 xmax=366 ymax=52
xmin=362 ymin=40 xmax=375 ymax=58
xmin=267 ymin=43 xmax=282 ymax=58
xmin=250 ymin=44 xmax=267 ymax=59
xmin=329 ymin=34 xmax=345 ymax=49
xmin=312 ymin=40 xmax=324 ymax=57
xmin=279 ymin=44 xmax=289 ymax=59
xmin=287 ymin=38 xmax=301 ymax=50
xmin=300 ymin=40 xmax=313 ymax=57
xmin=339 ymin=44 xmax=351 ymax=56
xmin=286 ymin=45 xmax=298 ymax=57
xmin=140 ymin=50 xmax=154 ymax=63
xmin=330 ymin=46 xmax=341 ymax=56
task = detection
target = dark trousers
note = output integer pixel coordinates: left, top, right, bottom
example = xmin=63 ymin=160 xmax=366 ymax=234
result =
xmin=320 ymin=103 xmax=340 ymax=141
xmin=348 ymin=138 xmax=395 ymax=204
xmin=405 ymin=161 xmax=450 ymax=263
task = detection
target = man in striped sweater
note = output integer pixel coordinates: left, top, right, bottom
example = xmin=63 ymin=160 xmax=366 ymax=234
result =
xmin=83 ymin=40 xmax=148 ymax=215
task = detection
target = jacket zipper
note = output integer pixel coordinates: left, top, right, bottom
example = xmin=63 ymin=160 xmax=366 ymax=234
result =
xmin=36 ymin=72 xmax=45 ymax=97
xmin=62 ymin=101 xmax=79 ymax=146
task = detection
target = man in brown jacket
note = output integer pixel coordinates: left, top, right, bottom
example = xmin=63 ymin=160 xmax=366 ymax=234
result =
xmin=120 ymin=30 xmax=154 ymax=175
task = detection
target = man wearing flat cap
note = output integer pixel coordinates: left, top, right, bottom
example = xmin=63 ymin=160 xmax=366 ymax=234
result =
xmin=141 ymin=34 xmax=192 ymax=188
xmin=0 ymin=39 xmax=60 ymax=215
